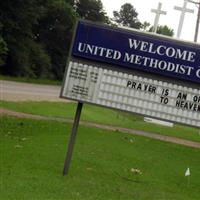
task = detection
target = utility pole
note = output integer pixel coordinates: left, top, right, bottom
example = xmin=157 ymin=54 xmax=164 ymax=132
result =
xmin=188 ymin=0 xmax=200 ymax=42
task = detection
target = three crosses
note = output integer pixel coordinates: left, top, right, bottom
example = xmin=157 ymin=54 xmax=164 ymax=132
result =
xmin=151 ymin=0 xmax=194 ymax=38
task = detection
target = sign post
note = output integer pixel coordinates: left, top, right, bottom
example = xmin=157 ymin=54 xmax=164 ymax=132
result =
xmin=63 ymin=102 xmax=83 ymax=176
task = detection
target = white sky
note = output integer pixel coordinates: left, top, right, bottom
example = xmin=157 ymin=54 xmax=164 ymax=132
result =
xmin=101 ymin=0 xmax=200 ymax=43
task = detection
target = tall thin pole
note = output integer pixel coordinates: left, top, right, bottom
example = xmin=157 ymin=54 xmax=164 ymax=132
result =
xmin=63 ymin=102 xmax=83 ymax=176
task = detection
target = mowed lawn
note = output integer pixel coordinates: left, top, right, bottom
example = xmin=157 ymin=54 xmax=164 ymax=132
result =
xmin=1 ymin=101 xmax=200 ymax=142
xmin=0 ymin=116 xmax=200 ymax=200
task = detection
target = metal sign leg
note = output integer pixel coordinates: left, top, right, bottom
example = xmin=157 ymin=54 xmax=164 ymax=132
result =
xmin=63 ymin=102 xmax=83 ymax=176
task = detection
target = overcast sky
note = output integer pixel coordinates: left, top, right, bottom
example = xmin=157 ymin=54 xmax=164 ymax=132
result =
xmin=101 ymin=0 xmax=200 ymax=43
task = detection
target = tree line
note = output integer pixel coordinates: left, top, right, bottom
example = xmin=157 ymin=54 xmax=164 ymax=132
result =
xmin=0 ymin=0 xmax=174 ymax=80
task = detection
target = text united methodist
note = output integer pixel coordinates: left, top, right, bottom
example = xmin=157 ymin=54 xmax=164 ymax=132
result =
xmin=77 ymin=38 xmax=200 ymax=80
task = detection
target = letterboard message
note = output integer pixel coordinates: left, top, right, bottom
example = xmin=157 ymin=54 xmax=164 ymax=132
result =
xmin=62 ymin=61 xmax=199 ymax=128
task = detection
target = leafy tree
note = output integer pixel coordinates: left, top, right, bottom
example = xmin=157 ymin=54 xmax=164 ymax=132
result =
xmin=0 ymin=0 xmax=51 ymax=77
xmin=36 ymin=0 xmax=77 ymax=79
xmin=149 ymin=25 xmax=174 ymax=37
xmin=28 ymin=41 xmax=51 ymax=78
xmin=0 ymin=23 xmax=8 ymax=66
xmin=75 ymin=0 xmax=109 ymax=23
xmin=66 ymin=0 xmax=75 ymax=5
xmin=0 ymin=37 xmax=8 ymax=66
xmin=141 ymin=21 xmax=151 ymax=31
xmin=113 ymin=3 xmax=142 ymax=29
xmin=0 ymin=0 xmax=110 ymax=79
xmin=0 ymin=0 xmax=77 ymax=79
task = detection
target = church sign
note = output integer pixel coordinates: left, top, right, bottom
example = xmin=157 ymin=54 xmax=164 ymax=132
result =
xmin=61 ymin=20 xmax=200 ymax=128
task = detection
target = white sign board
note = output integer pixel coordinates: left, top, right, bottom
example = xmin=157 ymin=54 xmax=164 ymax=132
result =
xmin=61 ymin=61 xmax=200 ymax=128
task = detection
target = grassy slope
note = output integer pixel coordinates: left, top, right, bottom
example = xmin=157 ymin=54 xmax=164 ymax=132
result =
xmin=0 ymin=116 xmax=200 ymax=200
xmin=1 ymin=101 xmax=200 ymax=142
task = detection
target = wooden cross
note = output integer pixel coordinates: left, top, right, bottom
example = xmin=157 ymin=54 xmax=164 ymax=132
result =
xmin=174 ymin=0 xmax=194 ymax=38
xmin=151 ymin=2 xmax=167 ymax=33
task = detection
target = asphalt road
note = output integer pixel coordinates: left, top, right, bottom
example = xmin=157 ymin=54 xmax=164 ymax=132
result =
xmin=0 ymin=80 xmax=65 ymax=101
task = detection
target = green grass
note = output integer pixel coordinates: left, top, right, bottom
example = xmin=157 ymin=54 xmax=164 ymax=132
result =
xmin=0 ymin=75 xmax=61 ymax=85
xmin=0 ymin=116 xmax=200 ymax=200
xmin=1 ymin=101 xmax=200 ymax=142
